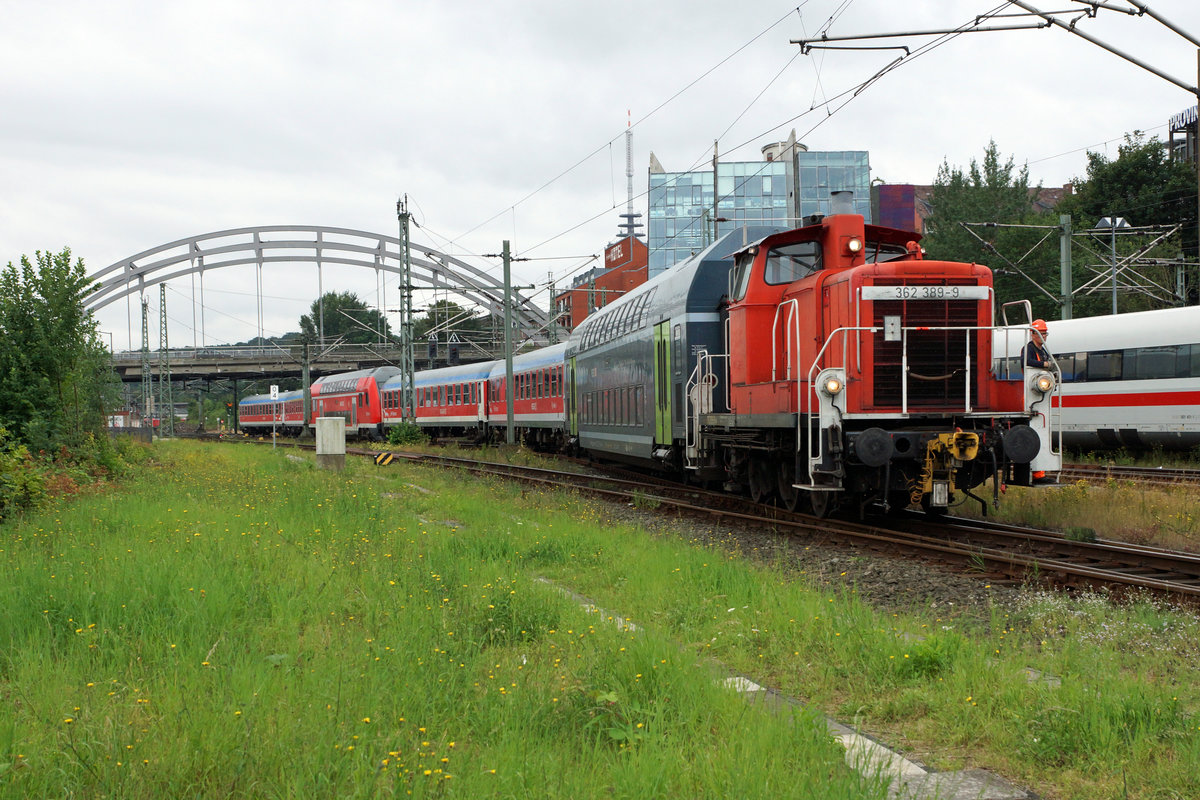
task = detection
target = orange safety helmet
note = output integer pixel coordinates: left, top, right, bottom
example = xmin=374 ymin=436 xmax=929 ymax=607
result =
xmin=1032 ymin=319 xmax=1048 ymax=334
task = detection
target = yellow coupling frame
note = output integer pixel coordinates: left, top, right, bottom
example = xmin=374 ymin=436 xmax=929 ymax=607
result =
xmin=910 ymin=432 xmax=980 ymax=507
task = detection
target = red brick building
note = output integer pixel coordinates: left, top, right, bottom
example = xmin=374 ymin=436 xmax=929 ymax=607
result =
xmin=554 ymin=235 xmax=648 ymax=330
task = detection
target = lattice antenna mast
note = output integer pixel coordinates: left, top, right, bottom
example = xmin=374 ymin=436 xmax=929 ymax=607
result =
xmin=618 ymin=110 xmax=644 ymax=240
xmin=397 ymin=195 xmax=416 ymax=420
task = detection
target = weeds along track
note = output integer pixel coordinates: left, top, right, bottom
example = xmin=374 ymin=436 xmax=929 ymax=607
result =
xmin=1060 ymin=462 xmax=1200 ymax=487
xmin=209 ymin=435 xmax=1200 ymax=601
xmin=365 ymin=446 xmax=1200 ymax=602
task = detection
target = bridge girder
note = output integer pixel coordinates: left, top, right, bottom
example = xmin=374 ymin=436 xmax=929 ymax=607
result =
xmin=84 ymin=225 xmax=550 ymax=337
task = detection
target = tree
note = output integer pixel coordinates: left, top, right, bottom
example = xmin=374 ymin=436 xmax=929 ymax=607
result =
xmin=298 ymin=291 xmax=390 ymax=344
xmin=1058 ymin=132 xmax=1195 ymax=241
xmin=0 ymin=248 xmax=119 ymax=453
xmin=413 ymin=299 xmax=491 ymax=342
xmin=922 ymin=141 xmax=1062 ymax=319
xmin=1056 ymin=132 xmax=1197 ymax=312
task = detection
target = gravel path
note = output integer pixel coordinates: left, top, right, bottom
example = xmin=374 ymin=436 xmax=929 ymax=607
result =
xmin=602 ymin=499 xmax=1024 ymax=625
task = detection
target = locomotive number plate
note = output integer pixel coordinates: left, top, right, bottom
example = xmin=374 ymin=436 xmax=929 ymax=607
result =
xmin=862 ymin=285 xmax=990 ymax=301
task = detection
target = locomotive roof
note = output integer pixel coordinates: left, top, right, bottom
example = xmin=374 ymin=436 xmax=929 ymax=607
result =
xmin=731 ymin=215 xmax=921 ymax=259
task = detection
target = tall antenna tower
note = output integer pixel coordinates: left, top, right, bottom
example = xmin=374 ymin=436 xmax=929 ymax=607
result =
xmin=617 ymin=110 xmax=644 ymax=241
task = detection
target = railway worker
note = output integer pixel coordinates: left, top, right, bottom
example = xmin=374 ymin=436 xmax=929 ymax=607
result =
xmin=1024 ymin=319 xmax=1051 ymax=369
xmin=1024 ymin=319 xmax=1055 ymax=484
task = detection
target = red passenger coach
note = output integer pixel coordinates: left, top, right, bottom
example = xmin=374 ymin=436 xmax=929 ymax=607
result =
xmin=383 ymin=361 xmax=492 ymax=437
xmin=486 ymin=343 xmax=569 ymax=448
xmin=309 ymin=366 xmax=400 ymax=440
xmin=238 ymin=389 xmax=305 ymax=435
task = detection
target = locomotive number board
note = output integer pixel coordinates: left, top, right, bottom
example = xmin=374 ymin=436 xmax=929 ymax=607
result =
xmin=861 ymin=285 xmax=990 ymax=301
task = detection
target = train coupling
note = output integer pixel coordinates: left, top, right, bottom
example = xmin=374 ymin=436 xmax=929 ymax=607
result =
xmin=911 ymin=432 xmax=980 ymax=508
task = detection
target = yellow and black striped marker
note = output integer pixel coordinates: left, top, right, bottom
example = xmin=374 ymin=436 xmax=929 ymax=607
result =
xmin=374 ymin=452 xmax=395 ymax=466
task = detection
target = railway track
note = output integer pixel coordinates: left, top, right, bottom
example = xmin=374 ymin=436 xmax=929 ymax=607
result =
xmin=199 ymin=434 xmax=1200 ymax=601
xmin=1060 ymin=462 xmax=1200 ymax=486
xmin=363 ymin=446 xmax=1200 ymax=601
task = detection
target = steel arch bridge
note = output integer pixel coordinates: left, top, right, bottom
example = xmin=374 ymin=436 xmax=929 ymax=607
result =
xmin=84 ymin=224 xmax=552 ymax=343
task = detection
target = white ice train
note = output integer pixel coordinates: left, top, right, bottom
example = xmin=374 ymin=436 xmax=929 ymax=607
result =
xmin=998 ymin=307 xmax=1200 ymax=451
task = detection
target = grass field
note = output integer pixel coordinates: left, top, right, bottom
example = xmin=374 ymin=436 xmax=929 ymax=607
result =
xmin=3 ymin=440 xmax=1199 ymax=799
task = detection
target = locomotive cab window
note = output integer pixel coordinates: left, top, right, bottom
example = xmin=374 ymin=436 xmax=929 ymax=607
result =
xmin=730 ymin=252 xmax=754 ymax=301
xmin=763 ymin=241 xmax=821 ymax=285
xmin=864 ymin=241 xmax=910 ymax=263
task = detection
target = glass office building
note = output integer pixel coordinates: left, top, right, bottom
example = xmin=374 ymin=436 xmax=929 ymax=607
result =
xmin=647 ymin=143 xmax=871 ymax=276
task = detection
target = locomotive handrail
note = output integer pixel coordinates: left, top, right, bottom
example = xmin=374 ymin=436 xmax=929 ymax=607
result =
xmin=803 ymin=325 xmax=877 ymax=484
xmin=801 ymin=323 xmax=1017 ymax=490
xmin=684 ymin=349 xmax=729 ymax=466
xmin=772 ymin=299 xmax=801 ymax=382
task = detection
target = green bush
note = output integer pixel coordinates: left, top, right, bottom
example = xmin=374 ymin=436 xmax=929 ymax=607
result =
xmin=386 ymin=421 xmax=427 ymax=446
xmin=0 ymin=427 xmax=46 ymax=522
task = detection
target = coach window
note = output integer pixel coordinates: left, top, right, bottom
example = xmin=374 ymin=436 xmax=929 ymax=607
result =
xmin=1053 ymin=353 xmax=1077 ymax=383
xmin=672 ymin=324 xmax=683 ymax=374
xmin=1087 ymin=350 xmax=1122 ymax=382
xmin=1131 ymin=345 xmax=1183 ymax=380
xmin=764 ymin=241 xmax=821 ymax=285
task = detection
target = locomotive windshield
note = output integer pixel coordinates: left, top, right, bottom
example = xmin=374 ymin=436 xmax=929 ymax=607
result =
xmin=763 ymin=241 xmax=821 ymax=285
xmin=864 ymin=241 xmax=911 ymax=263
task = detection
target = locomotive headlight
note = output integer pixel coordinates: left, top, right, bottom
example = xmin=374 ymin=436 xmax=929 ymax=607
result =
xmin=846 ymin=237 xmax=863 ymax=254
xmin=1030 ymin=370 xmax=1055 ymax=395
xmin=818 ymin=370 xmax=845 ymax=396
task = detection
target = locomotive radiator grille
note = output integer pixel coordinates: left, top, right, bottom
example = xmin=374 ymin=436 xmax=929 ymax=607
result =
xmin=870 ymin=298 xmax=980 ymax=410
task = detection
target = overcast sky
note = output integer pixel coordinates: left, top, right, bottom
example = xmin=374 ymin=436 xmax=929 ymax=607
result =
xmin=3 ymin=0 xmax=1199 ymax=350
